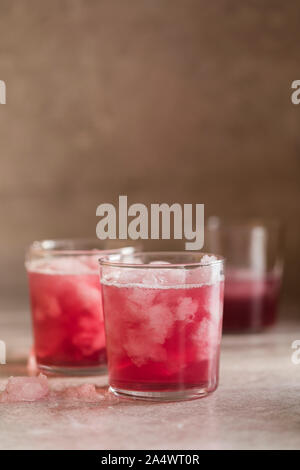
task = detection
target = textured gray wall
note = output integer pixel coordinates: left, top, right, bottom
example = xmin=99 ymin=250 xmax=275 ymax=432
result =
xmin=0 ymin=0 xmax=299 ymax=302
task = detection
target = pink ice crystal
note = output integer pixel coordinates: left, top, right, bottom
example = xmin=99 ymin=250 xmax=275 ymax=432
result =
xmin=58 ymin=383 xmax=102 ymax=402
xmin=0 ymin=374 xmax=102 ymax=404
xmin=0 ymin=374 xmax=49 ymax=403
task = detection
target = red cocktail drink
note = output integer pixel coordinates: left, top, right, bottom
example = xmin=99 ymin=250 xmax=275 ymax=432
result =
xmin=27 ymin=256 xmax=105 ymax=373
xmin=100 ymin=252 xmax=224 ymax=401
xmin=223 ymin=270 xmax=281 ymax=332
xmin=26 ymin=240 xmax=135 ymax=375
xmin=206 ymin=217 xmax=284 ymax=333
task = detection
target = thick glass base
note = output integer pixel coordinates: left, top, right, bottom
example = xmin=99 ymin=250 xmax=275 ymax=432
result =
xmin=38 ymin=363 xmax=107 ymax=377
xmin=109 ymin=385 xmax=215 ymax=402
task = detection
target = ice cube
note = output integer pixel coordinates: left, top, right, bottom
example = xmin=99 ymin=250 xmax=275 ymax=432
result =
xmin=101 ymin=266 xmax=142 ymax=286
xmin=61 ymin=279 xmax=102 ymax=319
xmin=141 ymin=267 xmax=186 ymax=287
xmin=27 ymin=255 xmax=100 ymax=275
xmin=186 ymin=263 xmax=222 ymax=286
xmin=123 ymin=329 xmax=167 ymax=367
xmin=160 ymin=268 xmax=186 ymax=287
xmin=0 ymin=376 xmax=105 ymax=404
xmin=123 ymin=302 xmax=174 ymax=366
xmin=201 ymin=254 xmax=217 ymax=265
xmin=193 ymin=318 xmax=219 ymax=361
xmin=176 ymin=297 xmax=198 ymax=322
xmin=140 ymin=269 xmax=167 ymax=287
xmin=147 ymin=303 xmax=174 ymax=342
xmin=0 ymin=374 xmax=49 ymax=403
xmin=102 ymin=264 xmax=186 ymax=288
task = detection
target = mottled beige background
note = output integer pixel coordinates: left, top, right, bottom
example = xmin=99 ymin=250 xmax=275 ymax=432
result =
xmin=0 ymin=0 xmax=299 ymax=304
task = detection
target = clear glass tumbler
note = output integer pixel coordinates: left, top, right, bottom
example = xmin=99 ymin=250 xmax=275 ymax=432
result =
xmin=100 ymin=252 xmax=224 ymax=401
xmin=206 ymin=217 xmax=284 ymax=333
xmin=25 ymin=239 xmax=136 ymax=375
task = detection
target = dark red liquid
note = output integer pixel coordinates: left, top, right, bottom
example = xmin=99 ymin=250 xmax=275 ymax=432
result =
xmin=101 ymin=280 xmax=224 ymax=393
xmin=28 ymin=257 xmax=106 ymax=369
xmin=223 ymin=274 xmax=281 ymax=333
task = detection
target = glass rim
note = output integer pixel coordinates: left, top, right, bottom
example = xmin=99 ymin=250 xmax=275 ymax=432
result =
xmin=99 ymin=251 xmax=225 ymax=269
xmin=207 ymin=215 xmax=283 ymax=231
xmin=26 ymin=238 xmax=137 ymax=257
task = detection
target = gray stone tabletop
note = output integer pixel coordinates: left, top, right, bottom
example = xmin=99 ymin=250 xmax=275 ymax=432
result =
xmin=0 ymin=304 xmax=300 ymax=450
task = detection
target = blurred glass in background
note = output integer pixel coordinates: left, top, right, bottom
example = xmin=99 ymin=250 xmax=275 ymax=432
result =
xmin=206 ymin=217 xmax=284 ymax=333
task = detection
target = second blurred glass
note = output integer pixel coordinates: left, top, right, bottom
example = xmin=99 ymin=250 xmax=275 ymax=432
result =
xmin=25 ymin=239 xmax=136 ymax=375
xmin=206 ymin=217 xmax=283 ymax=333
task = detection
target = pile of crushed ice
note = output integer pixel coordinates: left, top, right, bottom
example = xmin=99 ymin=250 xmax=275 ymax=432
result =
xmin=101 ymin=254 xmax=223 ymax=288
xmin=0 ymin=374 xmax=103 ymax=403
xmin=0 ymin=375 xmax=49 ymax=403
